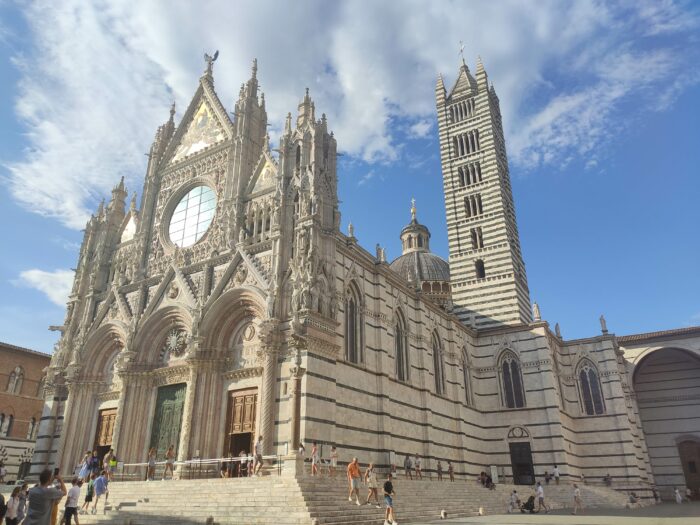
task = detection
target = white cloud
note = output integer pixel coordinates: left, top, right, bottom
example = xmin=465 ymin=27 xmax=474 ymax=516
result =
xmin=408 ymin=120 xmax=433 ymax=139
xmin=2 ymin=0 xmax=699 ymax=228
xmin=16 ymin=269 xmax=73 ymax=307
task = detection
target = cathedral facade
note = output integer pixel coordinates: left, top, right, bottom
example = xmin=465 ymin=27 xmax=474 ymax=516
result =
xmin=32 ymin=56 xmax=700 ymax=498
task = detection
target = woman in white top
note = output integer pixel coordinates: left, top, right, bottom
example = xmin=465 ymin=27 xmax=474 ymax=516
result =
xmin=572 ymin=483 xmax=583 ymax=515
xmin=364 ymin=463 xmax=381 ymax=508
xmin=5 ymin=486 xmax=21 ymax=525
xmin=675 ymin=488 xmax=683 ymax=504
xmin=311 ymin=442 xmax=320 ymax=476
xmin=329 ymin=446 xmax=338 ymax=477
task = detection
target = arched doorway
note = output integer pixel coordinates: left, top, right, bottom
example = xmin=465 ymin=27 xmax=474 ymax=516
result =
xmin=633 ymin=347 xmax=700 ymax=495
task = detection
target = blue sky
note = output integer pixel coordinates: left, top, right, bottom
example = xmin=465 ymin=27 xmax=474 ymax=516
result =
xmin=0 ymin=0 xmax=699 ymax=353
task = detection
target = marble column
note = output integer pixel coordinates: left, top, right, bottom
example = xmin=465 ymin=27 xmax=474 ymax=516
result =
xmin=260 ymin=348 xmax=278 ymax=454
xmin=177 ymin=366 xmax=198 ymax=463
xmin=288 ymin=339 xmax=306 ymax=451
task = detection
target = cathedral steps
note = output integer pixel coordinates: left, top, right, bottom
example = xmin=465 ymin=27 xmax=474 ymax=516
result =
xmin=60 ymin=473 xmax=637 ymax=525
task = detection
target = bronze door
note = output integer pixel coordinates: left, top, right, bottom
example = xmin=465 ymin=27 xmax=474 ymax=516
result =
xmin=509 ymin=442 xmax=535 ymax=485
xmin=149 ymin=383 xmax=187 ymax=459
xmin=224 ymin=389 xmax=257 ymax=456
xmin=93 ymin=408 xmax=117 ymax=459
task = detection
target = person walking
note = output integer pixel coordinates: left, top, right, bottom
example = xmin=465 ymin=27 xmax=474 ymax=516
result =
xmin=16 ymin=483 xmax=28 ymax=524
xmin=414 ymin=454 xmax=422 ymax=480
xmin=437 ymin=460 xmax=443 ymax=481
xmin=162 ymin=444 xmax=175 ymax=480
xmin=108 ymin=455 xmax=118 ymax=482
xmin=553 ymin=465 xmax=560 ymax=485
xmin=364 ymin=463 xmax=381 ymax=508
xmin=329 ymin=446 xmax=338 ymax=477
xmin=508 ymin=489 xmax=520 ymax=513
xmin=311 ymin=441 xmax=320 ymax=477
xmin=383 ymin=473 xmax=397 ymax=525
xmin=674 ymin=487 xmax=683 ymax=504
xmin=24 ymin=469 xmax=67 ymax=525
xmin=346 ymin=457 xmax=362 ymax=506
xmin=79 ymin=474 xmax=94 ymax=515
xmin=146 ymin=448 xmax=156 ymax=481
xmin=536 ymin=481 xmax=549 ymax=514
xmin=254 ymin=435 xmax=264 ymax=476
xmin=89 ymin=451 xmax=100 ymax=477
xmin=447 ymin=461 xmax=454 ymax=482
xmin=102 ymin=450 xmax=113 ymax=481
xmin=62 ymin=478 xmax=81 ymax=525
xmin=5 ymin=486 xmax=21 ymax=525
xmin=572 ymin=483 xmax=584 ymax=515
xmin=91 ymin=471 xmax=108 ymax=515
xmin=403 ymin=455 xmax=412 ymax=480
xmin=77 ymin=452 xmax=91 ymax=482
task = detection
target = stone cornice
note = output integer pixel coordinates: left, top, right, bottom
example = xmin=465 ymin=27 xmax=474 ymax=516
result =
xmin=223 ymin=366 xmax=263 ymax=380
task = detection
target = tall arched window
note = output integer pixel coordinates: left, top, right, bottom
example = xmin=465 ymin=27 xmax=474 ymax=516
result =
xmin=578 ymin=360 xmax=605 ymax=415
xmin=27 ymin=417 xmax=37 ymax=440
xmin=345 ymin=284 xmax=362 ymax=364
xmin=432 ymin=332 xmax=446 ymax=395
xmin=501 ymin=351 xmax=525 ymax=408
xmin=462 ymin=349 xmax=471 ymax=404
xmin=395 ymin=311 xmax=409 ymax=382
xmin=475 ymin=259 xmax=486 ymax=279
xmin=7 ymin=366 xmax=24 ymax=394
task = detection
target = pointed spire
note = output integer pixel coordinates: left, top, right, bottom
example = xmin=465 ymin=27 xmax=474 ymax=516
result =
xmin=251 ymin=58 xmax=258 ymax=79
xmin=169 ymin=101 xmax=176 ymax=120
xmin=97 ymin=199 xmax=105 ymax=219
xmin=284 ymin=112 xmax=292 ymax=135
xmin=297 ymin=88 xmax=314 ymax=127
xmin=130 ymin=192 xmax=137 ymax=213
xmin=476 ymin=55 xmax=488 ymax=92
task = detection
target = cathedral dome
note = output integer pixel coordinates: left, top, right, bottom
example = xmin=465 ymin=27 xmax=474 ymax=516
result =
xmin=390 ymin=250 xmax=450 ymax=282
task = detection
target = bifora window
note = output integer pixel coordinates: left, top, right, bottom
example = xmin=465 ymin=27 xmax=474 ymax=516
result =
xmin=168 ymin=186 xmax=217 ymax=247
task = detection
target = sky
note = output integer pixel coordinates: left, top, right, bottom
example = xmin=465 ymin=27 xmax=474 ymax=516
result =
xmin=0 ymin=0 xmax=699 ymax=353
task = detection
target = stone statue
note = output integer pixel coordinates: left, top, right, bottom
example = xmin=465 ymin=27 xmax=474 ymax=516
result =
xmin=266 ymin=282 xmax=277 ymax=318
xmin=555 ymin=323 xmax=561 ymax=338
xmin=348 ymin=222 xmax=354 ymax=238
xmin=600 ymin=315 xmax=608 ymax=334
xmin=533 ymin=302 xmax=541 ymax=321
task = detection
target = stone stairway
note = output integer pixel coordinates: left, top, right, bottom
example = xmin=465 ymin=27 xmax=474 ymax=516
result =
xmin=50 ymin=474 xmax=634 ymax=525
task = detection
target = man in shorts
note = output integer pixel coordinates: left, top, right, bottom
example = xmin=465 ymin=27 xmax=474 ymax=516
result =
xmin=572 ymin=483 xmax=584 ymax=515
xmin=403 ymin=455 xmax=412 ymax=480
xmin=346 ymin=457 xmax=362 ymax=506
xmin=536 ymin=481 xmax=549 ymax=513
xmin=414 ymin=454 xmax=422 ymax=479
xmin=553 ymin=464 xmax=560 ymax=485
xmin=63 ymin=477 xmax=82 ymax=524
xmin=254 ymin=435 xmax=264 ymax=476
xmin=383 ymin=473 xmax=397 ymax=525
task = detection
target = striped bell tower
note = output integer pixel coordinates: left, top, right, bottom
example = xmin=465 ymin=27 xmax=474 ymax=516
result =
xmin=436 ymin=57 xmax=532 ymax=329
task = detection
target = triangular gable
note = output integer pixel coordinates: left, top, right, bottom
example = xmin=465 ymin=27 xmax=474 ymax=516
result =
xmin=247 ymin=153 xmax=278 ymax=195
xmin=448 ymin=66 xmax=476 ymax=99
xmin=119 ymin=212 xmax=138 ymax=243
xmin=162 ymin=78 xmax=234 ymax=167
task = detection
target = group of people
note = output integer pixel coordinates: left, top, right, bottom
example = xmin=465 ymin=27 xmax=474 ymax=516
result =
xmin=219 ymin=436 xmax=265 ymax=478
xmin=507 ymin=480 xmax=584 ymax=516
xmin=345 ymin=458 xmax=398 ymax=525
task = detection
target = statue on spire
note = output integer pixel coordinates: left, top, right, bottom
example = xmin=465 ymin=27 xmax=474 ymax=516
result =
xmin=410 ymin=198 xmax=417 ymax=221
xmin=459 ymin=40 xmax=466 ymax=65
xmin=203 ymin=50 xmax=219 ymax=75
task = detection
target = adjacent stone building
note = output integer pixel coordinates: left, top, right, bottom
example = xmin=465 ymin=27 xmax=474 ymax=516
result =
xmin=1 ymin=341 xmax=49 ymax=481
xmin=30 ymin=55 xmax=699 ymax=498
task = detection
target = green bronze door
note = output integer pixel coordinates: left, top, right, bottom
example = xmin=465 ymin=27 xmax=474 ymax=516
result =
xmin=149 ymin=383 xmax=187 ymax=459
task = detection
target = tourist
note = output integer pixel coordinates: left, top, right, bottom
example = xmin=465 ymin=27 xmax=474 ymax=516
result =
xmin=24 ymin=468 xmax=67 ymax=524
xmin=298 ymin=441 xmax=305 ymax=456
xmin=89 ymin=451 xmax=100 ymax=476
xmin=674 ymin=487 xmax=683 ymax=504
xmin=544 ymin=470 xmax=550 ymax=485
xmin=652 ymin=487 xmax=659 ymax=503
xmin=162 ymin=444 xmax=175 ymax=480
xmin=603 ymin=473 xmax=612 ymax=486
xmin=521 ymin=495 xmax=536 ymax=513
xmin=447 ymin=461 xmax=454 ymax=482
xmin=403 ymin=455 xmax=412 ymax=480
xmin=16 ymin=483 xmax=28 ymax=523
xmin=78 ymin=452 xmax=91 ymax=482
xmin=247 ymin=454 xmax=254 ymax=477
xmin=383 ymin=473 xmax=397 ymax=525
xmin=146 ymin=448 xmax=156 ymax=481
xmin=108 ymin=454 xmax=118 ymax=482
xmin=102 ymin=449 xmax=113 ymax=480
xmin=579 ymin=473 xmax=585 ymax=484
xmin=329 ymin=446 xmax=338 ymax=477
xmin=414 ymin=454 xmax=422 ymax=480
xmin=79 ymin=474 xmax=94 ymax=515
xmin=685 ymin=487 xmax=692 ymax=502
xmin=572 ymin=483 xmax=584 ymax=515
xmin=236 ymin=449 xmax=246 ymax=477
xmin=536 ymin=481 xmax=548 ymax=513
xmin=346 ymin=457 xmax=362 ymax=506
xmin=553 ymin=464 xmax=560 ymax=485
xmin=629 ymin=492 xmax=639 ymax=505
xmin=508 ymin=489 xmax=520 ymax=513
xmin=91 ymin=470 xmax=108 ymax=515
xmin=5 ymin=486 xmax=21 ymax=525
xmin=437 ymin=460 xmax=443 ymax=481
xmin=63 ymin=478 xmax=81 ymax=525
xmin=364 ymin=463 xmax=380 ymax=508
xmin=311 ymin=441 xmax=320 ymax=477
xmin=254 ymin=435 xmax=264 ymax=476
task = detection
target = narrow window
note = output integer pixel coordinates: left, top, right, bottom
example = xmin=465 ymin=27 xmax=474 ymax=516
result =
xmin=295 ymin=145 xmax=301 ymax=169
xmin=470 ymin=228 xmax=478 ymax=250
xmin=395 ymin=314 xmax=409 ymax=382
xmin=476 ymin=194 xmax=483 ymax=214
xmin=475 ymin=259 xmax=486 ymax=279
xmin=476 ymin=162 xmax=483 ymax=182
xmin=417 ymin=236 xmax=423 ymax=248
xmin=501 ymin=353 xmax=525 ymax=408
xmin=458 ymin=167 xmax=466 ymax=187
xmin=579 ymin=361 xmax=605 ymax=415
xmin=464 ymin=197 xmax=471 ymax=218
xmin=475 ymin=129 xmax=480 ymax=151
xmin=345 ymin=287 xmax=362 ymax=364
xmin=462 ymin=351 xmax=471 ymax=404
xmin=432 ymin=334 xmax=445 ymax=395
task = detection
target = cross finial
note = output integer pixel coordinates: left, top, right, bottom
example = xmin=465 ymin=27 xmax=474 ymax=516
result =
xmin=410 ymin=198 xmax=417 ymax=220
xmin=459 ymin=40 xmax=466 ymax=65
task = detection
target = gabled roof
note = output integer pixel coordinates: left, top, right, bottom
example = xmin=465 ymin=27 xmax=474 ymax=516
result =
xmin=617 ymin=325 xmax=700 ymax=344
xmin=160 ymin=72 xmax=234 ymax=168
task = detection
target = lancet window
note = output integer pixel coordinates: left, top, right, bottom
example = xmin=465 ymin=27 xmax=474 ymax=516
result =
xmin=395 ymin=311 xmax=410 ymax=382
xmin=432 ymin=332 xmax=446 ymax=395
xmin=500 ymin=351 xmax=525 ymax=408
xmin=578 ymin=360 xmax=605 ymax=415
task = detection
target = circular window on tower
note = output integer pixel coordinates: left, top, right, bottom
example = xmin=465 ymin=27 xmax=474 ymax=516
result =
xmin=167 ymin=185 xmax=217 ymax=248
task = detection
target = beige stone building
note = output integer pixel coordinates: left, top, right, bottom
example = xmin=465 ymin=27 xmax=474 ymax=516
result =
xmin=31 ymin=55 xmax=699 ymax=499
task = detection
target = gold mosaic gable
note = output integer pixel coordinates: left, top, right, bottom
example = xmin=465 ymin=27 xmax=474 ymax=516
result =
xmin=252 ymin=159 xmax=277 ymax=193
xmin=171 ymin=100 xmax=226 ymax=164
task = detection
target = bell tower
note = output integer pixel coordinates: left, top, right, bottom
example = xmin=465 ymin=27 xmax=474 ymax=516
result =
xmin=436 ymin=57 xmax=531 ymax=328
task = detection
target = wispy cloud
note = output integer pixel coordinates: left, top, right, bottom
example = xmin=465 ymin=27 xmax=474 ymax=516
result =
xmin=2 ymin=0 xmax=699 ymax=228
xmin=15 ymin=269 xmax=73 ymax=306
xmin=358 ymin=170 xmax=376 ymax=186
